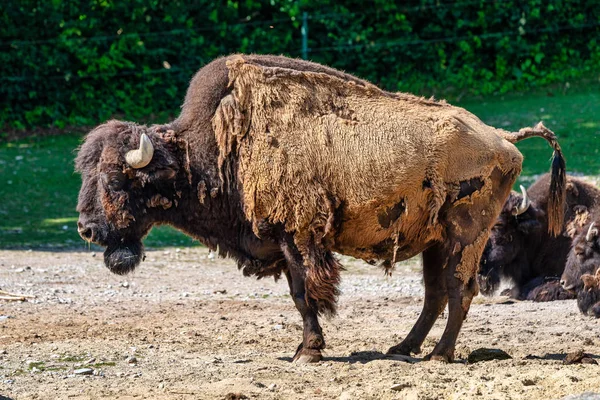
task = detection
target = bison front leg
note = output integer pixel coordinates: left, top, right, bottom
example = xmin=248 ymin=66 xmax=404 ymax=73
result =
xmin=282 ymin=239 xmax=326 ymax=363
xmin=387 ymin=243 xmax=449 ymax=356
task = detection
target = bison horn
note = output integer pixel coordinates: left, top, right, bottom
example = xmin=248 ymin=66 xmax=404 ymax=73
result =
xmin=513 ymin=185 xmax=531 ymax=216
xmin=125 ymin=133 xmax=154 ymax=169
xmin=586 ymin=222 xmax=598 ymax=242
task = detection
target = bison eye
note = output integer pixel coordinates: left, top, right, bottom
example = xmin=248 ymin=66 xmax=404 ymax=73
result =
xmin=102 ymin=171 xmax=127 ymax=191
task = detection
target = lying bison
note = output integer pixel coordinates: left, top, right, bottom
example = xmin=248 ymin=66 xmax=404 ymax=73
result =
xmin=479 ymin=174 xmax=599 ymax=300
xmin=561 ymin=219 xmax=600 ymax=317
xmin=75 ymin=54 xmax=566 ymax=362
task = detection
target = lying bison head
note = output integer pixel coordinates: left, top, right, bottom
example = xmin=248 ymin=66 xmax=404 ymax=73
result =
xmin=75 ymin=120 xmax=181 ymax=274
xmin=561 ymin=221 xmax=600 ymax=292
xmin=478 ymin=186 xmax=544 ymax=294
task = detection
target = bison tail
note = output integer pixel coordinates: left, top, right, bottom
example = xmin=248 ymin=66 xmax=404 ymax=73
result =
xmin=500 ymin=122 xmax=566 ymax=237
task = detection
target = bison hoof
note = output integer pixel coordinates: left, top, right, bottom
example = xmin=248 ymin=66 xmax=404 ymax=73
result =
xmin=292 ymin=346 xmax=323 ymax=364
xmin=424 ymin=352 xmax=454 ymax=363
xmin=387 ymin=343 xmax=421 ymax=356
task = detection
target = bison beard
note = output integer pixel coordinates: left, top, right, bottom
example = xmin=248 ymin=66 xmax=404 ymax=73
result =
xmin=103 ymin=241 xmax=144 ymax=275
xmin=75 ymin=54 xmax=567 ymax=363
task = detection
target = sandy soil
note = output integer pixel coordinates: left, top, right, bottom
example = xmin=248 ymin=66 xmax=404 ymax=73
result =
xmin=0 ymin=247 xmax=599 ymax=400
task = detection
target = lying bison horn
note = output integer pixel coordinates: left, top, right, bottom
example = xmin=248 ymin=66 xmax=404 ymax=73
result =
xmin=125 ymin=133 xmax=154 ymax=169
xmin=586 ymin=222 xmax=598 ymax=242
xmin=512 ymin=185 xmax=531 ymax=216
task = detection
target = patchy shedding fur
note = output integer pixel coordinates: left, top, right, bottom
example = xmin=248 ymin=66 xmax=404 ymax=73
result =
xmin=567 ymin=205 xmax=591 ymax=238
xmin=455 ymin=229 xmax=490 ymax=285
xmin=102 ymin=190 xmax=134 ymax=229
xmin=197 ymin=181 xmax=207 ymax=204
xmin=147 ymin=194 xmax=172 ymax=209
xmin=214 ymin=57 xmax=526 ymax=265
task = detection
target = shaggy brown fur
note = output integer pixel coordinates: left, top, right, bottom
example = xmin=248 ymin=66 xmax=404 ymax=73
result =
xmin=76 ymin=54 xmax=567 ymax=363
xmin=578 ymin=270 xmax=600 ymax=317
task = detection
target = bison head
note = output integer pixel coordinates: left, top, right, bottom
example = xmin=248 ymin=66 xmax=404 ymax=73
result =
xmin=561 ymin=221 xmax=600 ymax=292
xmin=478 ymin=185 xmax=544 ymax=295
xmin=75 ymin=120 xmax=182 ymax=275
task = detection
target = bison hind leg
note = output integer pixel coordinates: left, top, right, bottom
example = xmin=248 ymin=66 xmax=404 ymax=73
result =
xmin=425 ymin=168 xmax=517 ymax=362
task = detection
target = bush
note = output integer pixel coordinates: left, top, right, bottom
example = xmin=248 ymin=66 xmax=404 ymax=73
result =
xmin=1 ymin=0 xmax=599 ymax=129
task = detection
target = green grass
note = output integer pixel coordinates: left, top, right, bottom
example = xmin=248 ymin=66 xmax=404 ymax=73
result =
xmin=1 ymin=82 xmax=598 ymax=249
xmin=459 ymin=82 xmax=600 ymax=182
xmin=0 ymin=135 xmax=196 ymax=249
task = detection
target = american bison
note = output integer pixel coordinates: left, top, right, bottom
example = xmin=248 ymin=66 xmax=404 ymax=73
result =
xmin=75 ymin=54 xmax=566 ymax=362
xmin=479 ymin=174 xmax=599 ymax=300
xmin=561 ymin=218 xmax=600 ymax=317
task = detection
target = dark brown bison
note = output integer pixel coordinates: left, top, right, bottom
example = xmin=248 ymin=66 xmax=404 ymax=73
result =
xmin=75 ymin=54 xmax=566 ymax=363
xmin=478 ymin=174 xmax=600 ymax=300
xmin=561 ymin=217 xmax=600 ymax=317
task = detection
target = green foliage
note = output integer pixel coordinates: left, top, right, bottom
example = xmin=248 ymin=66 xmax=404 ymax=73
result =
xmin=1 ymin=0 xmax=599 ymax=129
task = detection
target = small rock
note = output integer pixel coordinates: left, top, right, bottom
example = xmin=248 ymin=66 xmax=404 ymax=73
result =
xmin=581 ymin=357 xmax=598 ymax=365
xmin=467 ymin=348 xmax=512 ymax=363
xmin=391 ymin=383 xmax=411 ymax=391
xmin=127 ymin=356 xmax=138 ymax=364
xmin=91 ymin=252 xmax=96 ymax=257
xmin=583 ymin=338 xmax=595 ymax=346
xmin=268 ymin=383 xmax=277 ymax=392
xmin=181 ymin=292 xmax=190 ymax=297
xmin=272 ymin=324 xmax=284 ymax=330
xmin=213 ymin=289 xmax=227 ymax=294
xmin=4 ymin=379 xmax=14 ymax=384
xmin=522 ymin=378 xmax=537 ymax=386
xmin=85 ymin=358 xmax=96 ymax=364
xmin=74 ymin=368 xmax=94 ymax=375
xmin=224 ymin=394 xmax=249 ymax=400
xmin=121 ymin=281 xmax=130 ymax=288
xmin=564 ymin=350 xmax=586 ymax=365
xmin=158 ymin=382 xmax=165 ymax=389
xmin=0 ymin=349 xmax=7 ymax=355
xmin=253 ymin=381 xmax=265 ymax=388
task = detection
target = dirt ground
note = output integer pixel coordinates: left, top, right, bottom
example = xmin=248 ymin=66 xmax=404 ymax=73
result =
xmin=0 ymin=247 xmax=599 ymax=400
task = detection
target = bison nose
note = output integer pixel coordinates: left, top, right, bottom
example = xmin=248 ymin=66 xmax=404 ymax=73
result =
xmin=77 ymin=221 xmax=95 ymax=242
xmin=560 ymin=279 xmax=566 ymax=288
